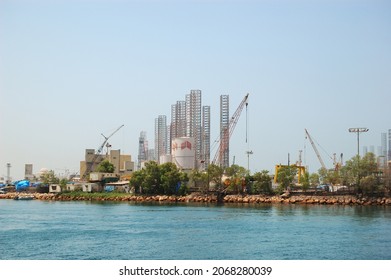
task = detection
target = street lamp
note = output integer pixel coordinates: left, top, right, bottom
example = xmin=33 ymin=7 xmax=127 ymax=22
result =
xmin=246 ymin=150 xmax=253 ymax=174
xmin=348 ymin=128 xmax=369 ymax=157
xmin=348 ymin=127 xmax=369 ymax=190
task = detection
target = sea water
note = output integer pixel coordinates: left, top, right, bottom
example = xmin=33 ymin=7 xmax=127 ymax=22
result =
xmin=0 ymin=199 xmax=390 ymax=260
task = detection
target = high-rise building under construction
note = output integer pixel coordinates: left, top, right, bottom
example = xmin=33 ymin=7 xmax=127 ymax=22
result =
xmin=220 ymin=95 xmax=230 ymax=169
xmin=171 ymin=101 xmax=187 ymax=141
xmin=201 ymin=105 xmax=211 ymax=170
xmin=185 ymin=90 xmax=202 ymax=168
xmin=167 ymin=90 xmax=210 ymax=169
xmin=148 ymin=90 xmax=214 ymax=170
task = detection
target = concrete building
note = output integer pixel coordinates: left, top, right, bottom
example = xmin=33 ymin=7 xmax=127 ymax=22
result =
xmin=25 ymin=164 xmax=34 ymax=180
xmin=147 ymin=148 xmax=156 ymax=162
xmin=137 ymin=131 xmax=148 ymax=170
xmin=155 ymin=115 xmax=168 ymax=163
xmin=80 ymin=149 xmax=134 ymax=180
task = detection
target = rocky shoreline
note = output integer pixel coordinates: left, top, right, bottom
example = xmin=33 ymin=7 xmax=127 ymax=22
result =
xmin=1 ymin=192 xmax=391 ymax=206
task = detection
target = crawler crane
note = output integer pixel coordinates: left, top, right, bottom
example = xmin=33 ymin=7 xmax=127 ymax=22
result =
xmin=212 ymin=94 xmax=249 ymax=167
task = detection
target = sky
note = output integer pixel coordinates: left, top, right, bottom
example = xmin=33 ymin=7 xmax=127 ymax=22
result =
xmin=1 ymin=0 xmax=390 ymax=181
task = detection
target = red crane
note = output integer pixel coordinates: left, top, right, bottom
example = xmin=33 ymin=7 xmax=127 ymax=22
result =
xmin=212 ymin=94 xmax=249 ymax=167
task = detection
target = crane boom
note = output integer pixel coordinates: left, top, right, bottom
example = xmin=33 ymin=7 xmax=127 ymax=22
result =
xmin=82 ymin=124 xmax=124 ymax=180
xmin=99 ymin=124 xmax=124 ymax=154
xmin=212 ymin=94 xmax=249 ymax=166
xmin=305 ymin=128 xmax=326 ymax=169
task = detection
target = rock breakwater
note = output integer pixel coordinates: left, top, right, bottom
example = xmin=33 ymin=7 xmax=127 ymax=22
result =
xmin=1 ymin=192 xmax=390 ymax=206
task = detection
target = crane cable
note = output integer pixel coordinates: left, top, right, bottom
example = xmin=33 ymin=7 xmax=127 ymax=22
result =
xmin=246 ymin=101 xmax=248 ymax=144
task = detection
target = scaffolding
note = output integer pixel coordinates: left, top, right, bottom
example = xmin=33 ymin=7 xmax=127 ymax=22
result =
xmin=220 ymin=95 xmax=230 ymax=168
xmin=170 ymin=101 xmax=187 ymax=150
xmin=186 ymin=90 xmax=202 ymax=168
xmin=201 ymin=105 xmax=211 ymax=170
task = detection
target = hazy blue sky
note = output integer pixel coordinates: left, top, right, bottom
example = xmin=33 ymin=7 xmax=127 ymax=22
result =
xmin=1 ymin=0 xmax=390 ymax=180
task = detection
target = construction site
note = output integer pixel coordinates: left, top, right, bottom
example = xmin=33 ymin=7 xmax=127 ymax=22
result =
xmin=80 ymin=91 xmax=251 ymax=193
xmin=2 ymin=90 xmax=391 ymax=197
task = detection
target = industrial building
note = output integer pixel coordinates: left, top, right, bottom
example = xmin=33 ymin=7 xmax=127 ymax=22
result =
xmin=80 ymin=149 xmax=134 ymax=180
xmin=172 ymin=137 xmax=195 ymax=170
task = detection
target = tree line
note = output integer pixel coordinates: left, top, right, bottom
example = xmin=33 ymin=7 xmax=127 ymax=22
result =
xmin=32 ymin=153 xmax=390 ymax=197
xmin=129 ymin=152 xmax=390 ymax=196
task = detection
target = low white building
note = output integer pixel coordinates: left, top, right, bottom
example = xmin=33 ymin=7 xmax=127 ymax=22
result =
xmin=104 ymin=181 xmax=131 ymax=193
xmin=82 ymin=183 xmax=101 ymax=193
xmin=49 ymin=184 xmax=62 ymax=193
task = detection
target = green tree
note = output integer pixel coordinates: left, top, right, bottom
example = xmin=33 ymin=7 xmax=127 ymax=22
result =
xmin=160 ymin=162 xmax=185 ymax=195
xmin=360 ymin=153 xmax=378 ymax=177
xmin=318 ymin=167 xmax=328 ymax=184
xmin=360 ymin=175 xmax=378 ymax=195
xmin=40 ymin=170 xmax=59 ymax=185
xmin=96 ymin=160 xmax=115 ymax=173
xmin=309 ymin=173 xmax=320 ymax=187
xmin=225 ymin=164 xmax=247 ymax=193
xmin=251 ymin=170 xmax=273 ymax=194
xmin=189 ymin=169 xmax=208 ymax=193
xmin=318 ymin=168 xmax=341 ymax=187
xmin=301 ymin=171 xmax=310 ymax=192
xmin=59 ymin=178 xmax=68 ymax=189
xmin=326 ymin=170 xmax=341 ymax=186
xmin=207 ymin=164 xmax=224 ymax=190
xmin=225 ymin=164 xmax=246 ymax=177
xmin=339 ymin=160 xmax=356 ymax=188
xmin=327 ymin=152 xmax=381 ymax=194
xmin=129 ymin=161 xmax=188 ymax=195
xmin=129 ymin=168 xmax=146 ymax=194
xmin=275 ymin=166 xmax=297 ymax=194
xmin=176 ymin=171 xmax=189 ymax=195
xmin=142 ymin=161 xmax=161 ymax=194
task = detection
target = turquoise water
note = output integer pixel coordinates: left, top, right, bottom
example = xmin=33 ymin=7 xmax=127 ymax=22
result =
xmin=0 ymin=199 xmax=390 ymax=260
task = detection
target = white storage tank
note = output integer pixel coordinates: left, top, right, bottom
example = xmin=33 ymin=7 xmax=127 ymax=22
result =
xmin=172 ymin=137 xmax=195 ymax=170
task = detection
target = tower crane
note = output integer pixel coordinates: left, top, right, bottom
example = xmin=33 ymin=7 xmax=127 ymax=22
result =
xmin=82 ymin=124 xmax=124 ymax=180
xmin=212 ymin=94 xmax=249 ymax=167
xmin=304 ymin=128 xmax=327 ymax=170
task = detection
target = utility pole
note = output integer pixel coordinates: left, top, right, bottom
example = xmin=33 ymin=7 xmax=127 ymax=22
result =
xmin=246 ymin=150 xmax=253 ymax=174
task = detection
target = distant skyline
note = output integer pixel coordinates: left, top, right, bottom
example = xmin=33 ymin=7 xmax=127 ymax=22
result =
xmin=1 ymin=0 xmax=390 ymax=180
